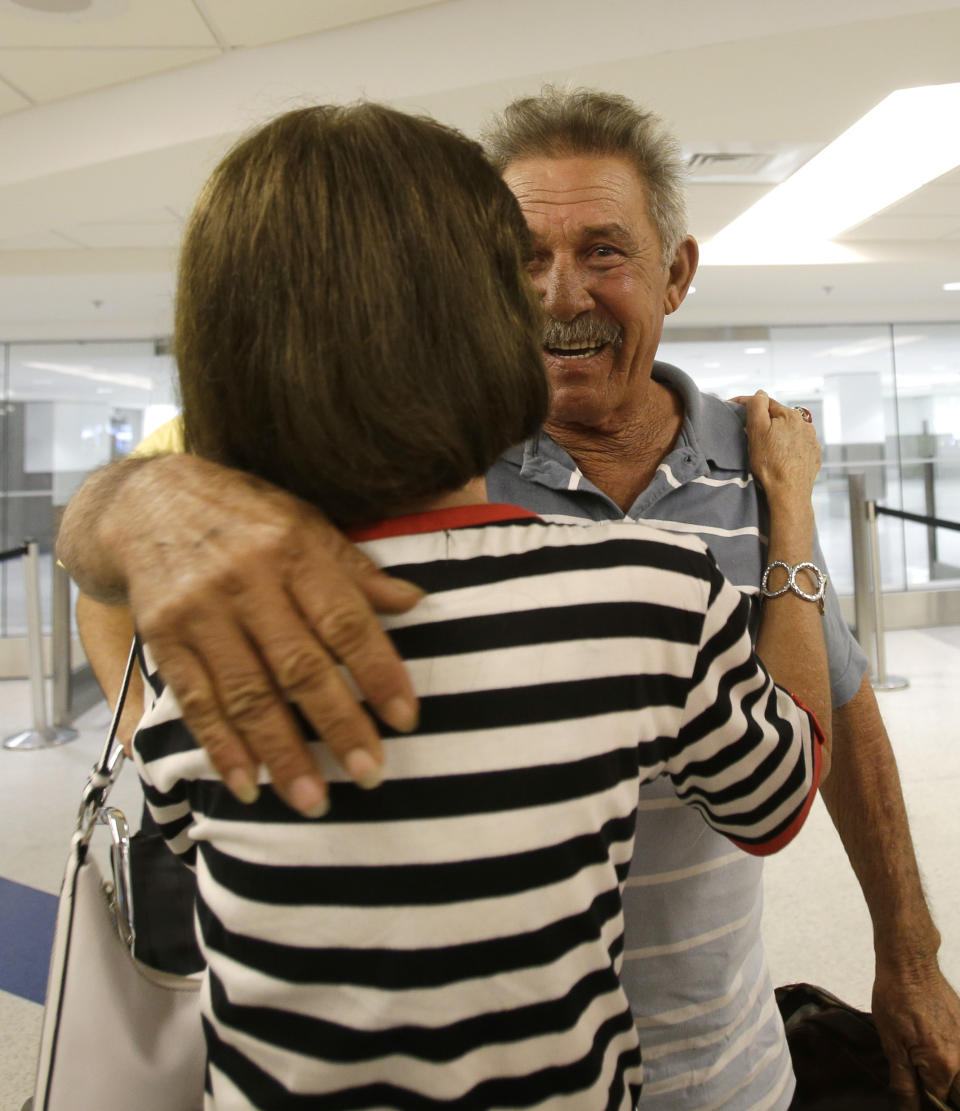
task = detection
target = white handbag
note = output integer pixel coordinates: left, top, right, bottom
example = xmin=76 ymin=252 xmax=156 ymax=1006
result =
xmin=32 ymin=643 xmax=205 ymax=1111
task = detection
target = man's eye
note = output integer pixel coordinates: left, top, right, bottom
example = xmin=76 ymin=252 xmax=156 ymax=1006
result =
xmin=586 ymin=245 xmax=626 ymax=264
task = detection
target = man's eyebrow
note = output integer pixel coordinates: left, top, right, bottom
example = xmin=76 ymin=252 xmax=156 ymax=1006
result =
xmin=527 ymin=221 xmax=642 ymax=253
xmin=581 ymin=223 xmax=639 ymax=249
xmin=527 ymin=222 xmax=640 ymax=250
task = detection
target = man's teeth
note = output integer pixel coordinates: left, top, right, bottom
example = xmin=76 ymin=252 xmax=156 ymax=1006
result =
xmin=545 ymin=343 xmax=605 ymax=358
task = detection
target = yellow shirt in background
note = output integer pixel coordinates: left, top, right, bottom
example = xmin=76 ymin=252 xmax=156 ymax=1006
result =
xmin=132 ymin=417 xmax=184 ymax=457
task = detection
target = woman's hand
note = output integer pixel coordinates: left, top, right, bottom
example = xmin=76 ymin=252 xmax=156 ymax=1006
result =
xmin=733 ymin=391 xmax=821 ymax=506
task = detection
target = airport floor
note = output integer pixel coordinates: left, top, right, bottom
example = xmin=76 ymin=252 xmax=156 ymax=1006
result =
xmin=1 ymin=626 xmax=959 ymax=1110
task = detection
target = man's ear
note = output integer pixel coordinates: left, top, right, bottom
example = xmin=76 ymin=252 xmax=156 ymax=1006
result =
xmin=664 ymin=236 xmax=698 ymax=315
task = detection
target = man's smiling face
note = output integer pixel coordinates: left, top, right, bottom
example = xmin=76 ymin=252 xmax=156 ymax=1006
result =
xmin=503 ymin=154 xmax=685 ymax=434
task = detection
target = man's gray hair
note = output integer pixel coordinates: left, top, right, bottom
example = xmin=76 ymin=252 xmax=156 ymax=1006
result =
xmin=483 ymin=86 xmax=688 ymax=266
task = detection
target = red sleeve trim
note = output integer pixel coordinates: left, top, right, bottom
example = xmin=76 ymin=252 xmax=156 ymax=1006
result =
xmin=729 ymin=692 xmax=825 ymax=857
xmin=346 ymin=503 xmax=540 ymax=540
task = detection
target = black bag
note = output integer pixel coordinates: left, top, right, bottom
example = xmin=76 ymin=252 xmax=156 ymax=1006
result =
xmin=777 ymin=982 xmax=954 ymax=1110
xmin=128 ymin=820 xmax=204 ymax=975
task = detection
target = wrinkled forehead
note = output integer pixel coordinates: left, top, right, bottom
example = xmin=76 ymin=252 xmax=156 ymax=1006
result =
xmin=502 ymin=154 xmax=653 ymax=243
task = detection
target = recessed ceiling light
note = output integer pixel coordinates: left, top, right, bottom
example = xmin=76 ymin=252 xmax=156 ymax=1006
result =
xmin=703 ymin=82 xmax=960 ymax=265
xmin=744 ymin=347 xmax=767 ymax=355
xmin=23 ymin=361 xmax=152 ymax=390
xmin=815 ymin=335 xmax=924 ymax=359
xmin=944 ymin=282 xmax=960 ymax=292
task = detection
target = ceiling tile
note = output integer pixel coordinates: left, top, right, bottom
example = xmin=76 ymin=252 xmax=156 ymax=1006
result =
xmin=199 ymin=0 xmax=444 ymax=47
xmin=882 ymin=182 xmax=960 ymax=219
xmin=0 ymin=47 xmax=220 ymax=102
xmin=687 ymin=183 xmax=771 ymax=241
xmin=1 ymin=0 xmax=960 ymax=336
xmin=0 ymin=0 xmax=215 ymax=47
xmin=61 ymin=220 xmax=183 ymax=249
xmin=0 ymin=75 xmax=31 ymax=114
xmin=0 ymin=230 xmax=82 ymax=249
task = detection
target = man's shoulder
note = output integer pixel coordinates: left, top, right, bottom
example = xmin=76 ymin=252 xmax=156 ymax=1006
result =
xmin=653 ymin=360 xmax=748 ymax=470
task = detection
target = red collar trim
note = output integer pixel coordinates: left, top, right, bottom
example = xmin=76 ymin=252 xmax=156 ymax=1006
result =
xmin=346 ymin=503 xmax=540 ymax=541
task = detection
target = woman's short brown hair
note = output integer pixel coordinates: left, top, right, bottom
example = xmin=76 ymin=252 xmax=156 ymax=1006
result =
xmin=175 ymin=103 xmax=547 ymax=525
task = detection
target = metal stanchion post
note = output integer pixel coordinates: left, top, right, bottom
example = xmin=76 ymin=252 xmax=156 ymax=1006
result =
xmin=52 ymin=558 xmax=78 ymax=739
xmin=923 ymin=460 xmax=938 ymax=575
xmin=865 ymin=500 xmax=909 ymax=693
xmin=848 ymin=473 xmax=875 ymax=673
xmin=4 ymin=540 xmax=78 ymax=750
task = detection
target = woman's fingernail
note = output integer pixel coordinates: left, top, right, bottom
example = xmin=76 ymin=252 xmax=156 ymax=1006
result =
xmin=344 ymin=748 xmax=383 ymax=789
xmin=287 ymin=775 xmax=329 ymax=818
xmin=380 ymin=696 xmax=419 ymax=733
xmin=226 ymin=770 xmax=259 ymax=804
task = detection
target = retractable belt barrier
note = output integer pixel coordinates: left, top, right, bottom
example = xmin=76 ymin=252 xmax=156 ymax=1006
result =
xmin=848 ymin=475 xmax=960 ymax=693
xmin=874 ymin=505 xmax=960 ymax=532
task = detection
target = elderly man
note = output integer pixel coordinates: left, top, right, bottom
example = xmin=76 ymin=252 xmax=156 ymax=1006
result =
xmin=61 ymin=89 xmax=960 ymax=1111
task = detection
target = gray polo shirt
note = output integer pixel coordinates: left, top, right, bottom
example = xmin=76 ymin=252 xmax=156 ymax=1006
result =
xmin=487 ymin=360 xmax=866 ymax=707
xmin=486 ymin=360 xmax=867 ymax=1111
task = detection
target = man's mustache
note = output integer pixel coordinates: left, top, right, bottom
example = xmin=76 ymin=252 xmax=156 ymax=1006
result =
xmin=542 ymin=316 xmax=623 ymax=349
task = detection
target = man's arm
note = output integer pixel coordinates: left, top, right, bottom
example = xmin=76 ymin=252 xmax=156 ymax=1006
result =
xmin=58 ymin=453 xmax=423 ymax=816
xmin=740 ymin=392 xmax=960 ymax=1109
xmin=822 ymin=681 xmax=960 ymax=1110
xmin=76 ymin=594 xmax=143 ymax=756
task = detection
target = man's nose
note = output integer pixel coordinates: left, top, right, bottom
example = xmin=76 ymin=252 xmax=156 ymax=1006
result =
xmin=538 ymin=261 xmax=594 ymax=322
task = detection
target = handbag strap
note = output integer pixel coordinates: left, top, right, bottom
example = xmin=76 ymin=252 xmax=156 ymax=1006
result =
xmin=76 ymin=637 xmax=139 ymax=840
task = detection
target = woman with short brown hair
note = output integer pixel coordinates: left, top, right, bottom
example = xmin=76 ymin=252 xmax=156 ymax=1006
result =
xmin=134 ymin=102 xmax=825 ymax=1109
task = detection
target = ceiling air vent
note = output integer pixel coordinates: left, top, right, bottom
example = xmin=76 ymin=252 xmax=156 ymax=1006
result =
xmin=685 ymin=152 xmax=777 ymax=182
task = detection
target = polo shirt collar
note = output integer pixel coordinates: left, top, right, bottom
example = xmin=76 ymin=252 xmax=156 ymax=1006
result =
xmin=652 ymin=360 xmax=748 ymax=473
xmin=508 ymin=359 xmax=747 ymax=483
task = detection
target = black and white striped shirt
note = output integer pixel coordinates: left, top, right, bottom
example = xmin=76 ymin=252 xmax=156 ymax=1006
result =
xmin=134 ymin=505 xmax=822 ymax=1110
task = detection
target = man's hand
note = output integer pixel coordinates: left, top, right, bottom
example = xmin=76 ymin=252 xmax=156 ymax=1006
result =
xmin=873 ymin=959 xmax=960 ymax=1109
xmin=819 ymin=678 xmax=960 ymax=1111
xmin=58 ymin=454 xmax=423 ymax=816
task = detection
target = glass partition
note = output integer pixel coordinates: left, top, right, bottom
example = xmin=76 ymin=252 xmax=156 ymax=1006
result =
xmin=658 ymin=323 xmax=960 ymax=596
xmin=0 ymin=341 xmax=177 ymax=637
xmin=889 ymin=323 xmax=960 ymax=585
xmin=1 ymin=324 xmax=958 ymax=641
